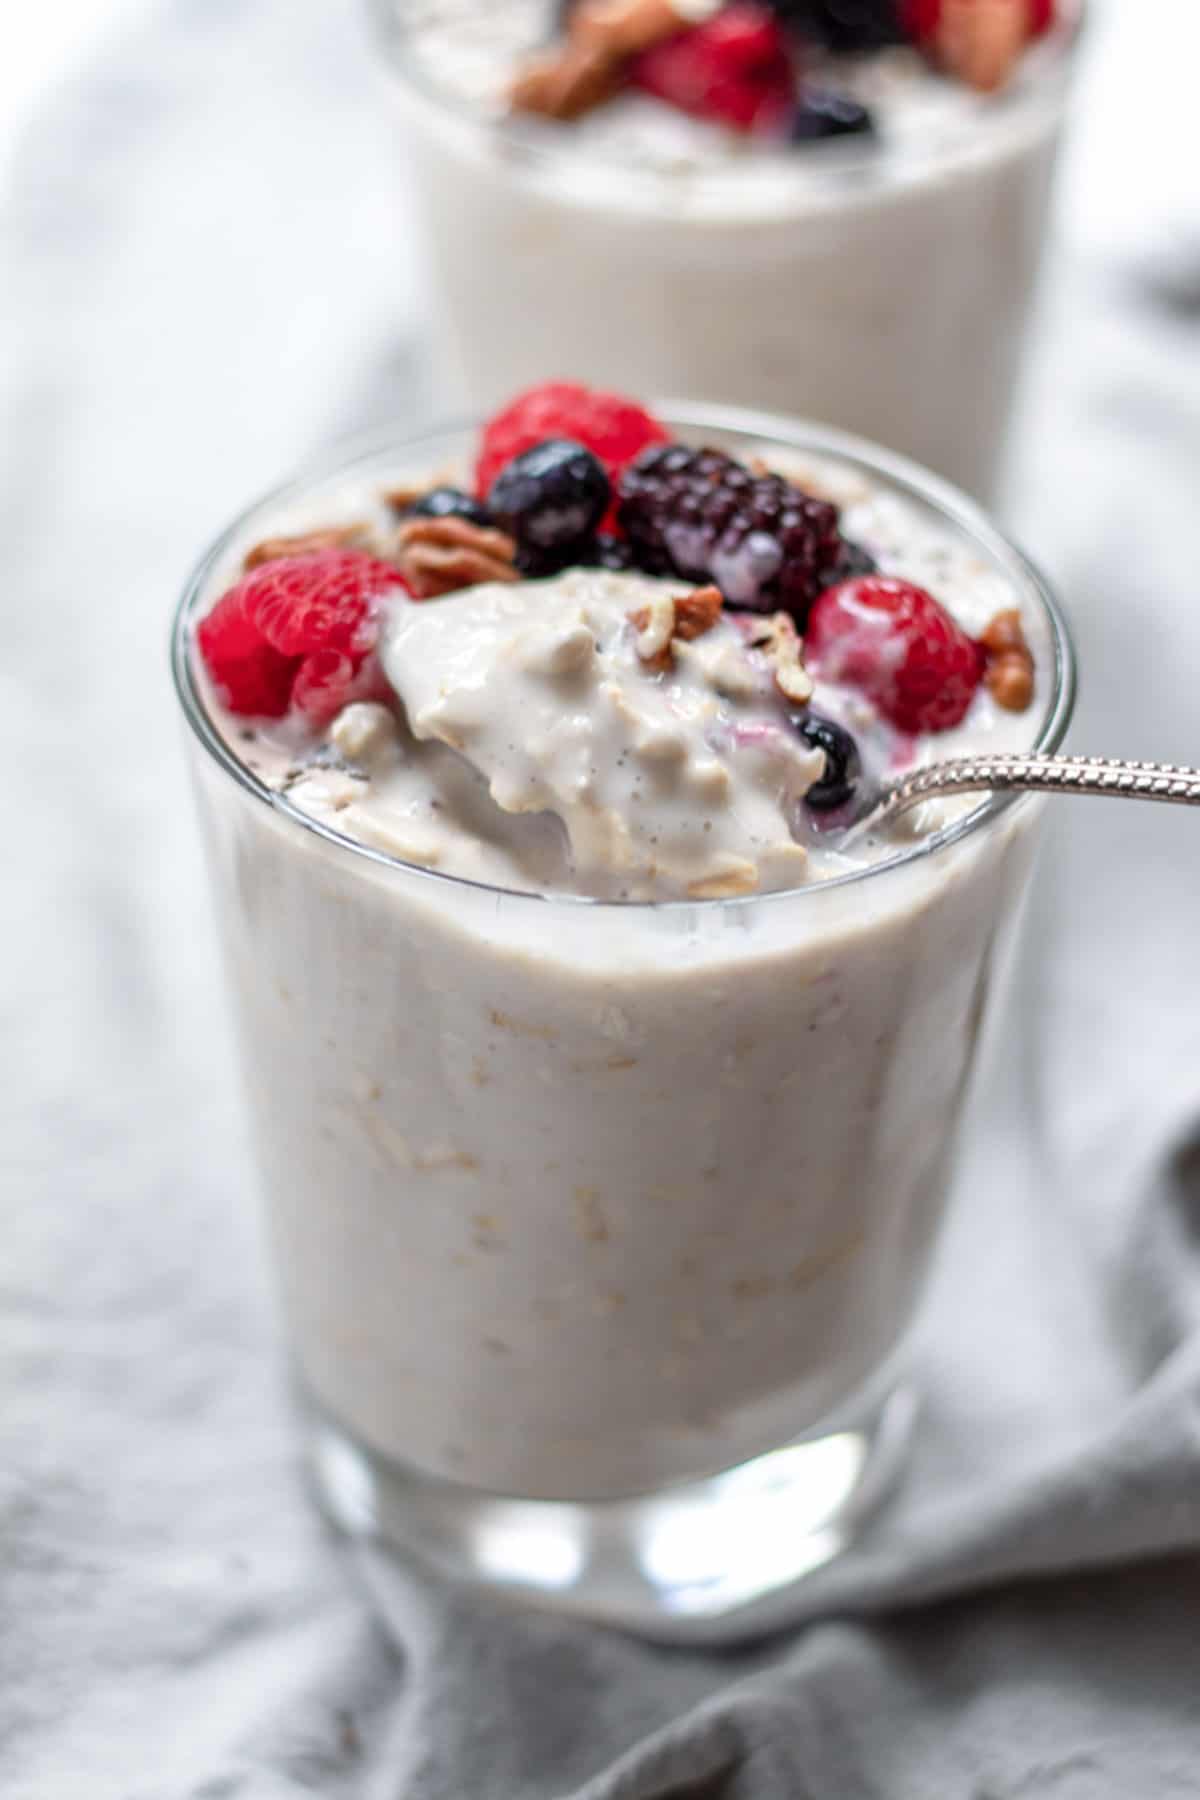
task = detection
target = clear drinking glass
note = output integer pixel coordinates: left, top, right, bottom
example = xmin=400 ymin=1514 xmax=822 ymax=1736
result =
xmin=365 ymin=2 xmax=1082 ymax=498
xmin=172 ymin=407 xmax=1075 ymax=1642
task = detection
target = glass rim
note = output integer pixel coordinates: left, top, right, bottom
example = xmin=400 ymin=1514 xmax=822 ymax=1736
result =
xmin=171 ymin=402 xmax=1077 ymax=915
xmin=363 ymin=0 xmax=1085 ymax=205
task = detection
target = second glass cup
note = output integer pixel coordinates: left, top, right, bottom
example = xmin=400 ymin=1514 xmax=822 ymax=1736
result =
xmin=367 ymin=1 xmax=1080 ymax=498
xmin=174 ymin=406 xmax=1075 ymax=1642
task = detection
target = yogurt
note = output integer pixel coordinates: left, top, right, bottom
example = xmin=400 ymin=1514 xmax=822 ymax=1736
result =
xmin=367 ymin=0 xmax=1080 ymax=495
xmin=178 ymin=411 xmax=1070 ymax=1502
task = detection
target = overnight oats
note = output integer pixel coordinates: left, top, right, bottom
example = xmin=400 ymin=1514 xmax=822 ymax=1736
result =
xmin=368 ymin=0 xmax=1081 ymax=496
xmin=174 ymin=383 xmax=1073 ymax=1639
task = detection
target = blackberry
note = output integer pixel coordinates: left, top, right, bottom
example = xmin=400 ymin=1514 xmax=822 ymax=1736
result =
xmin=516 ymin=531 xmax=637 ymax=580
xmin=791 ymin=86 xmax=876 ymax=140
xmin=767 ymin=0 xmax=906 ymax=53
xmin=617 ymin=444 xmax=844 ymax=622
xmin=489 ymin=439 xmax=611 ymax=557
xmin=796 ymin=714 xmax=861 ymax=812
xmin=407 ymin=486 xmax=494 ymax=528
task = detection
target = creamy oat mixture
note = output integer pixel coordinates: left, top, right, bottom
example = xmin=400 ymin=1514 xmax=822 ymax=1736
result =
xmin=184 ymin=419 xmax=1063 ymax=1508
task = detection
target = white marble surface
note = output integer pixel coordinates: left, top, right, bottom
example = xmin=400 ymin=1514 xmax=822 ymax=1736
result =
xmin=4 ymin=2 xmax=1200 ymax=1795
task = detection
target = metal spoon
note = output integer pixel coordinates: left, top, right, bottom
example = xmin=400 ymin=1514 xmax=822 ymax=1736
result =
xmin=855 ymin=754 xmax=1200 ymax=838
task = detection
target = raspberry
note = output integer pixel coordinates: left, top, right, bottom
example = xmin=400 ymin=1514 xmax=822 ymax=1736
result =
xmin=630 ymin=3 xmax=796 ymax=134
xmin=805 ymin=576 xmax=983 ymax=733
xmin=197 ymin=550 xmax=408 ymax=720
xmin=242 ymin=549 xmax=402 ymax=656
xmin=197 ymin=589 xmax=299 ymax=717
xmin=476 ymin=384 xmax=671 ymax=517
xmin=290 ymin=647 xmax=391 ymax=727
xmin=617 ymin=444 xmax=844 ymax=621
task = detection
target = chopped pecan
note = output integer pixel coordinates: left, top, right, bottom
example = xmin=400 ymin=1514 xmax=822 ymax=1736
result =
xmin=629 ymin=594 xmax=677 ymax=670
xmin=673 ymin=584 xmax=724 ymax=641
xmin=395 ymin=516 xmax=517 ymax=599
xmin=629 ymin=584 xmax=724 ymax=670
xmin=509 ymin=39 xmax=623 ymax=122
xmin=980 ymin=607 xmax=1035 ymax=712
xmin=746 ymin=610 xmax=814 ymax=705
xmin=243 ymin=524 xmax=369 ymax=570
xmin=382 ymin=483 xmax=429 ymax=514
xmin=936 ymin=0 xmax=1030 ymax=93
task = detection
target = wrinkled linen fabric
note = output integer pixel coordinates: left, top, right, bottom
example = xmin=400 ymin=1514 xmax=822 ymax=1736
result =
xmin=4 ymin=1 xmax=1200 ymax=1795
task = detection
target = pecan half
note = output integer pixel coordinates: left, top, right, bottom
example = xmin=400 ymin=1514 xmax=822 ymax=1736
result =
xmin=572 ymin=0 xmax=696 ymax=58
xmin=395 ymin=516 xmax=517 ymax=599
xmin=980 ymin=607 xmax=1035 ymax=712
xmin=243 ymin=524 xmax=370 ymax=570
xmin=936 ymin=0 xmax=1031 ymax=93
xmin=509 ymin=40 xmax=624 ymax=122
xmin=510 ymin=0 xmax=698 ymax=122
xmin=745 ymin=611 xmax=814 ymax=705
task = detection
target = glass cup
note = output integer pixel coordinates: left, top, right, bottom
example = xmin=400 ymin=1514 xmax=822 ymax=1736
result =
xmin=365 ymin=1 xmax=1082 ymax=500
xmin=173 ymin=406 xmax=1075 ymax=1642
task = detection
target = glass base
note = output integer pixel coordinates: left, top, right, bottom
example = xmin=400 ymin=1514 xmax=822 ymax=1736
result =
xmin=304 ymin=1377 xmax=916 ymax=1645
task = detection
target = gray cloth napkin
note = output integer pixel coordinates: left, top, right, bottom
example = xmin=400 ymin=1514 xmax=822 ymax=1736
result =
xmin=5 ymin=1 xmax=1200 ymax=1794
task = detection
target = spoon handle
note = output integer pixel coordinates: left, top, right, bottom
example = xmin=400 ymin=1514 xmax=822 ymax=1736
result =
xmin=875 ymin=754 xmax=1200 ymax=828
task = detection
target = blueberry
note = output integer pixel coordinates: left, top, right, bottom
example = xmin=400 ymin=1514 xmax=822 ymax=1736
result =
xmin=830 ymin=536 xmax=878 ymax=581
xmin=515 ymin=530 xmax=636 ymax=580
xmin=797 ymin=714 xmax=861 ymax=812
xmin=408 ymin=486 xmax=494 ymax=527
xmin=768 ymin=1 xmax=905 ymax=53
xmin=585 ymin=533 xmax=638 ymax=572
xmin=489 ymin=439 xmax=611 ymax=556
xmin=791 ymin=88 xmax=876 ymax=142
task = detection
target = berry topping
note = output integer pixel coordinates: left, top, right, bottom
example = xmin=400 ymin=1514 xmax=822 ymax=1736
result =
xmin=514 ymin=527 xmax=639 ymax=581
xmin=198 ymin=550 xmax=408 ymax=721
xmin=489 ymin=439 xmax=611 ymax=557
xmin=795 ymin=713 xmax=861 ymax=811
xmin=902 ymin=0 xmax=1050 ymax=89
xmin=289 ymin=647 xmax=391 ymax=728
xmin=241 ymin=550 xmax=400 ymax=657
xmin=585 ymin=532 xmax=639 ymax=572
xmin=790 ymin=86 xmax=876 ymax=139
xmin=617 ymin=443 xmax=844 ymax=622
xmin=769 ymin=0 xmax=906 ymax=51
xmin=900 ymin=0 xmax=939 ymax=36
xmin=476 ymin=382 xmax=671 ymax=512
xmin=408 ymin=486 xmax=495 ymax=528
xmin=828 ymin=536 xmax=878 ymax=581
xmin=805 ymin=575 xmax=983 ymax=733
xmin=629 ymin=3 xmax=796 ymax=134
xmin=196 ymin=591 xmax=299 ymax=718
